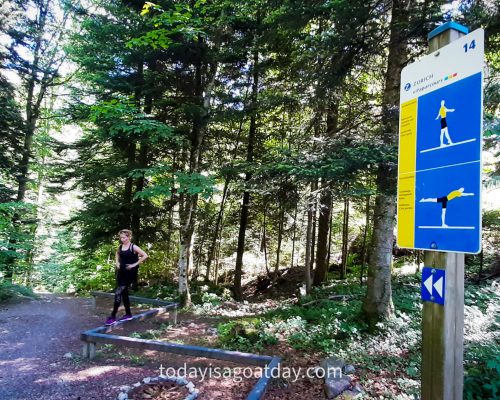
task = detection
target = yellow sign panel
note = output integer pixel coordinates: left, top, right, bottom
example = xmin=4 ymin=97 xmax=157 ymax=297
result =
xmin=397 ymin=99 xmax=417 ymax=248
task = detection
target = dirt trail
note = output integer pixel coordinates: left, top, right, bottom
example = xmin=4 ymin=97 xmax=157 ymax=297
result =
xmin=0 ymin=294 xmax=164 ymax=400
xmin=0 ymin=294 xmax=265 ymax=400
xmin=0 ymin=293 xmax=327 ymax=400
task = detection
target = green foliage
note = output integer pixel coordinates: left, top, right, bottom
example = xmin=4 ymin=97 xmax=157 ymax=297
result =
xmin=0 ymin=281 xmax=37 ymax=302
xmin=136 ymin=169 xmax=217 ymax=201
xmin=217 ymin=319 xmax=278 ymax=352
xmin=89 ymin=99 xmax=178 ymax=144
xmin=134 ymin=284 xmax=178 ymax=302
xmin=464 ymin=344 xmax=500 ymax=400
xmin=0 ymin=76 xmax=23 ymax=202
xmin=0 ymin=202 xmax=36 ymax=279
xmin=130 ymin=323 xmax=170 ymax=340
xmin=129 ymin=1 xmax=206 ymax=49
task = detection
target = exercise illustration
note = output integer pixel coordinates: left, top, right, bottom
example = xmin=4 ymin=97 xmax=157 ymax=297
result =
xmin=420 ymin=99 xmax=476 ymax=154
xmin=435 ymin=100 xmax=454 ymax=147
xmin=419 ymin=187 xmax=474 ymax=228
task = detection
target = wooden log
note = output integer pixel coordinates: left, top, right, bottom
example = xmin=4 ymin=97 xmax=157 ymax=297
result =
xmin=246 ymin=356 xmax=281 ymax=400
xmin=90 ymin=291 xmax=177 ymax=307
xmin=81 ymin=332 xmax=273 ymax=366
xmin=83 ymin=305 xmax=176 ymax=336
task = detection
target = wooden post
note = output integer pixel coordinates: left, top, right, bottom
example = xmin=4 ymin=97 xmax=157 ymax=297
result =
xmin=421 ymin=252 xmax=464 ymax=399
xmin=83 ymin=342 xmax=96 ymax=359
xmin=421 ymin=21 xmax=468 ymax=400
xmin=170 ymin=307 xmax=178 ymax=325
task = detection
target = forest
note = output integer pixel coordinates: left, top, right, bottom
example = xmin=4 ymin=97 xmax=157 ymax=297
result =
xmin=0 ymin=0 xmax=499 ymax=399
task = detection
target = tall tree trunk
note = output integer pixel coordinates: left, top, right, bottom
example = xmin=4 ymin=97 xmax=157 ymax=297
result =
xmin=262 ymin=208 xmax=270 ymax=276
xmin=193 ymin=215 xmax=209 ymax=281
xmin=304 ymin=183 xmax=316 ymax=293
xmin=341 ymin=196 xmax=350 ymax=279
xmin=131 ymin=143 xmax=148 ymax=240
xmin=313 ymin=101 xmax=339 ymax=285
xmin=24 ymin=152 xmax=48 ymax=285
xmin=178 ymin=193 xmax=196 ymax=306
xmin=177 ymin=39 xmax=218 ymax=306
xmin=123 ymin=142 xmax=136 ymax=228
xmin=272 ymin=204 xmax=285 ymax=286
xmin=326 ymin=208 xmax=333 ymax=275
xmin=290 ymin=203 xmax=298 ymax=269
xmin=360 ymin=195 xmax=371 ymax=286
xmin=313 ymin=183 xmax=332 ymax=285
xmin=205 ymin=178 xmax=230 ymax=281
xmin=7 ymin=3 xmax=50 ymax=282
xmin=16 ymin=4 xmax=49 ymax=203
xmin=310 ymin=192 xmax=317 ymax=273
xmin=362 ymin=0 xmax=410 ymax=323
xmin=234 ymin=48 xmax=259 ymax=301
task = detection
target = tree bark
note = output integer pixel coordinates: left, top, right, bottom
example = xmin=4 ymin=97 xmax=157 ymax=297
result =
xmin=360 ymin=195 xmax=371 ymax=285
xmin=234 ymin=47 xmax=259 ymax=301
xmin=313 ymin=184 xmax=332 ymax=285
xmin=262 ymin=208 xmax=270 ymax=276
xmin=362 ymin=0 xmax=410 ymax=323
xmin=272 ymin=204 xmax=285 ymax=286
xmin=177 ymin=38 xmax=218 ymax=306
xmin=205 ymin=178 xmax=230 ymax=281
xmin=313 ymin=100 xmax=338 ymax=285
xmin=341 ymin=195 xmax=350 ymax=279
xmin=290 ymin=203 xmax=298 ymax=269
xmin=304 ymin=183 xmax=316 ymax=293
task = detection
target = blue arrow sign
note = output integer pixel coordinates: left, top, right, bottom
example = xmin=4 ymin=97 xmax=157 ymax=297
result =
xmin=422 ymin=267 xmax=446 ymax=305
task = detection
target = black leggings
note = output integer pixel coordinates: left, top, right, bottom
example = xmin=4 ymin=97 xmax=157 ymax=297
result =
xmin=112 ymin=285 xmax=131 ymax=317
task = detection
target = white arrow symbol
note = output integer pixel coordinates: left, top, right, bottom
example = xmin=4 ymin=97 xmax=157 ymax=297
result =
xmin=433 ymin=277 xmax=443 ymax=298
xmin=424 ymin=275 xmax=433 ymax=296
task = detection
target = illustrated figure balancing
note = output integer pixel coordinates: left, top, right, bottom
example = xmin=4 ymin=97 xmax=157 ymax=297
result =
xmin=419 ymin=187 xmax=474 ymax=227
xmin=435 ymin=99 xmax=455 ymax=147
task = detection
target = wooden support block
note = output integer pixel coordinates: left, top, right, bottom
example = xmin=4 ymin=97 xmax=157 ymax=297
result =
xmin=82 ymin=342 xmax=96 ymax=359
xmin=88 ymin=342 xmax=96 ymax=359
xmin=169 ymin=307 xmax=178 ymax=325
xmin=82 ymin=343 xmax=89 ymax=358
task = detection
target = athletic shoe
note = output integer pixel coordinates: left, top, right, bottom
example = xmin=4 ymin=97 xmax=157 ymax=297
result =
xmin=119 ymin=314 xmax=133 ymax=321
xmin=105 ymin=316 xmax=116 ymax=326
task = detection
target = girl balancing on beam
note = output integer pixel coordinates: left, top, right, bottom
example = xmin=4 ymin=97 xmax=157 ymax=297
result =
xmin=435 ymin=99 xmax=455 ymax=147
xmin=105 ymin=229 xmax=148 ymax=326
xmin=419 ymin=188 xmax=474 ymax=227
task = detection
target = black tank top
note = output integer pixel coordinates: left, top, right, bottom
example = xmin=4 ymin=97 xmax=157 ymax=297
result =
xmin=118 ymin=243 xmax=139 ymax=267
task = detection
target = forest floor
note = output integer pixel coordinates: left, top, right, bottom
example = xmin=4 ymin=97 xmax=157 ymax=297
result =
xmin=0 ymin=292 xmax=323 ymax=400
xmin=0 ymin=270 xmax=498 ymax=400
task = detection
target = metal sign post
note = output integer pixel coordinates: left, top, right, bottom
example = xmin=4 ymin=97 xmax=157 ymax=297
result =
xmin=396 ymin=21 xmax=485 ymax=400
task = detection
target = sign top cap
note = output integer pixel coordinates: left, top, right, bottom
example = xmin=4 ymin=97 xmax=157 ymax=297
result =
xmin=428 ymin=21 xmax=469 ymax=40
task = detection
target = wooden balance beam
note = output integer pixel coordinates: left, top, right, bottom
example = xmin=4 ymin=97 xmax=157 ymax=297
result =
xmin=82 ymin=294 xmax=280 ymax=399
xmin=90 ymin=290 xmax=177 ymax=308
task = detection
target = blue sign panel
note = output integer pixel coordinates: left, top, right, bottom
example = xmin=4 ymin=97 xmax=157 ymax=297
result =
xmin=416 ymin=73 xmax=482 ymax=171
xmin=397 ymin=29 xmax=484 ymax=254
xmin=421 ymin=267 xmax=446 ymax=305
xmin=413 ymin=73 xmax=482 ymax=253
